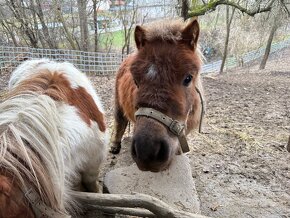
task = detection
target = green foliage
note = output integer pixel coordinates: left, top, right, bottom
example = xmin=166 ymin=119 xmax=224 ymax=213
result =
xmin=189 ymin=0 xmax=221 ymax=17
xmin=98 ymin=30 xmax=134 ymax=50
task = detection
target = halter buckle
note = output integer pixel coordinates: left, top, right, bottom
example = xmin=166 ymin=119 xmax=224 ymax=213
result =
xmin=25 ymin=188 xmax=40 ymax=205
xmin=169 ymin=120 xmax=184 ymax=136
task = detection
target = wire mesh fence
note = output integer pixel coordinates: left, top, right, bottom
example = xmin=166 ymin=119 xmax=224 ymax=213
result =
xmin=0 ymin=46 xmax=126 ymax=76
xmin=1 ymin=37 xmax=290 ymax=76
xmin=201 ymin=37 xmax=290 ymax=73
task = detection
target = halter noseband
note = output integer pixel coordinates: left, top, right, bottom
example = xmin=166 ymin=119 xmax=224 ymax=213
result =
xmin=134 ymin=87 xmax=204 ymax=153
xmin=135 ymin=107 xmax=189 ymax=152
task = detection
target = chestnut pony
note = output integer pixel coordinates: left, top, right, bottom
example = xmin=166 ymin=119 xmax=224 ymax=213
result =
xmin=0 ymin=59 xmax=108 ymax=217
xmin=111 ymin=19 xmax=204 ymax=172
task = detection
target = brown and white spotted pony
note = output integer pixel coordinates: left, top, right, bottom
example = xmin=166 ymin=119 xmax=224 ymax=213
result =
xmin=111 ymin=19 xmax=204 ymax=172
xmin=0 ymin=59 xmax=108 ymax=217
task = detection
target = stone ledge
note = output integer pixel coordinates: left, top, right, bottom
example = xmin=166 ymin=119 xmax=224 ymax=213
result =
xmin=104 ymin=154 xmax=200 ymax=214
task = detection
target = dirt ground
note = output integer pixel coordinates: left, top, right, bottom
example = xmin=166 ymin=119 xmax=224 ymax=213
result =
xmin=0 ymin=47 xmax=290 ymax=218
xmin=88 ymin=47 xmax=290 ymax=218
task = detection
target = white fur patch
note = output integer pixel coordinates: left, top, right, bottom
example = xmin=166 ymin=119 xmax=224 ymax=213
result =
xmin=146 ymin=65 xmax=157 ymax=80
xmin=3 ymin=59 xmax=108 ymax=215
xmin=9 ymin=59 xmax=105 ymax=114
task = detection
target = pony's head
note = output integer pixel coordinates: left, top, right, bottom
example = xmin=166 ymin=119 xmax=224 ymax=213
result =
xmin=130 ymin=19 xmax=203 ymax=172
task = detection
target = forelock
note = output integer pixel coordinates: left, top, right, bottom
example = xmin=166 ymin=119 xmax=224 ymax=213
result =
xmin=143 ymin=19 xmax=185 ymax=42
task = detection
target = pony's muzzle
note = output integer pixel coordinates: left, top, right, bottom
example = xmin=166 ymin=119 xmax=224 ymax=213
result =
xmin=131 ymin=136 xmax=171 ymax=172
xmin=131 ymin=118 xmax=177 ymax=172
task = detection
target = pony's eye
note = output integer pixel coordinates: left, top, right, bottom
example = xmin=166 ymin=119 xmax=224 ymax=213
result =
xmin=183 ymin=75 xmax=193 ymax=86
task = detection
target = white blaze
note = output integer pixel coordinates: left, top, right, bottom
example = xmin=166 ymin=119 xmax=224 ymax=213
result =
xmin=147 ymin=65 xmax=157 ymax=80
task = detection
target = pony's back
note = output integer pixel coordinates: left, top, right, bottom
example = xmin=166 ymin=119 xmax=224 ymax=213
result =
xmin=0 ymin=59 xmax=108 ymax=217
xmin=9 ymin=59 xmax=104 ymax=116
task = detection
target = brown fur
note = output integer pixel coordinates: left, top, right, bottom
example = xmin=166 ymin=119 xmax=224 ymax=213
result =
xmin=0 ymin=173 xmax=35 ymax=218
xmin=111 ymin=19 xmax=204 ymax=171
xmin=115 ymin=55 xmax=138 ymax=121
xmin=8 ymin=70 xmax=106 ymax=132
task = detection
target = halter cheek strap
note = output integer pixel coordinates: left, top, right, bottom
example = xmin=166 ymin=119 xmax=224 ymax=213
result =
xmin=135 ymin=107 xmax=190 ymax=153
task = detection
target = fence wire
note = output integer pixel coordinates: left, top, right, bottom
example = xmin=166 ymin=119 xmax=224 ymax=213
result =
xmin=1 ymin=37 xmax=290 ymax=76
xmin=201 ymin=38 xmax=290 ymax=73
xmin=0 ymin=46 xmax=126 ymax=76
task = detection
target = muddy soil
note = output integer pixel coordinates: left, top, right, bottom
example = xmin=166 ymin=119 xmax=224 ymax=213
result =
xmin=0 ymin=47 xmax=289 ymax=218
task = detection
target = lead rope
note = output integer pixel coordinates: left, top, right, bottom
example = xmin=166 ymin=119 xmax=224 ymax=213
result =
xmin=195 ymin=87 xmax=205 ymax=133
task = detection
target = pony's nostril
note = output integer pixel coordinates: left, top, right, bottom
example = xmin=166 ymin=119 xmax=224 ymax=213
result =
xmin=156 ymin=140 xmax=169 ymax=162
xmin=131 ymin=140 xmax=137 ymax=157
xmin=132 ymin=136 xmax=170 ymax=168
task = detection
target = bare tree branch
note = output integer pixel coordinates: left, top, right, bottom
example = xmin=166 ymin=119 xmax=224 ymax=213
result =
xmin=280 ymin=0 xmax=290 ymax=16
xmin=34 ymin=0 xmax=57 ymax=48
xmin=87 ymin=205 xmax=155 ymax=217
xmin=6 ymin=0 xmax=39 ymax=47
xmin=188 ymin=0 xmax=276 ymax=17
xmin=71 ymin=191 xmax=208 ymax=218
xmin=52 ymin=0 xmax=78 ymax=50
xmin=181 ymin=0 xmax=190 ymax=20
xmin=120 ymin=0 xmax=137 ymax=55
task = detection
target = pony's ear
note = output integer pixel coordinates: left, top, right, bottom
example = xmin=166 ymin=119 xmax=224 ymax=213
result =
xmin=181 ymin=19 xmax=200 ymax=51
xmin=135 ymin=25 xmax=147 ymax=49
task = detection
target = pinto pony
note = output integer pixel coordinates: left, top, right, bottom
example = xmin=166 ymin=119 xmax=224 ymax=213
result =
xmin=111 ymin=19 xmax=204 ymax=172
xmin=0 ymin=59 xmax=107 ymax=217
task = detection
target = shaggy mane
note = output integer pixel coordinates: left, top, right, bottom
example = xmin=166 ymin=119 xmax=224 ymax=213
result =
xmin=143 ymin=19 xmax=186 ymax=42
xmin=0 ymin=93 xmax=66 ymax=212
xmin=140 ymin=19 xmax=204 ymax=62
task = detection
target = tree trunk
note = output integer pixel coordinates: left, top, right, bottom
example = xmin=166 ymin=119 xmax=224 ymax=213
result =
xmin=259 ymin=16 xmax=279 ymax=70
xmin=92 ymin=0 xmax=98 ymax=52
xmin=126 ymin=36 xmax=131 ymax=55
xmin=0 ymin=8 xmax=19 ymax=47
xmin=121 ymin=25 xmax=128 ymax=55
xmin=35 ymin=0 xmax=57 ymax=49
xmin=1 ymin=23 xmax=18 ymax=46
xmin=121 ymin=1 xmax=137 ymax=55
xmin=77 ymin=0 xmax=90 ymax=51
xmin=219 ymin=6 xmax=236 ymax=74
xmin=181 ymin=0 xmax=190 ymax=20
xmin=29 ymin=0 xmax=47 ymax=48
xmin=54 ymin=0 xmax=78 ymax=50
xmin=7 ymin=0 xmax=39 ymax=48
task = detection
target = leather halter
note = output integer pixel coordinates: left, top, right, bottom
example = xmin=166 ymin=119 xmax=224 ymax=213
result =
xmin=135 ymin=107 xmax=189 ymax=152
xmin=24 ymin=187 xmax=70 ymax=218
xmin=134 ymin=87 xmax=204 ymax=153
